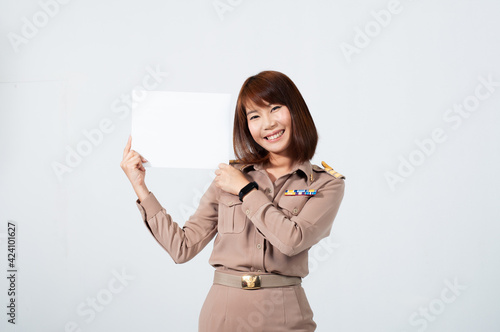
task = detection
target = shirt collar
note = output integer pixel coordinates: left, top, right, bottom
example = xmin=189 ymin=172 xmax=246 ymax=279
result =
xmin=241 ymin=160 xmax=314 ymax=185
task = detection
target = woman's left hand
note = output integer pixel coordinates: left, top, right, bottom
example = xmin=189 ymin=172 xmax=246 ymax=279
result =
xmin=214 ymin=163 xmax=250 ymax=195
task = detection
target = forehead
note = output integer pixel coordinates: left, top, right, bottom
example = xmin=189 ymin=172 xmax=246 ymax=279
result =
xmin=244 ymin=99 xmax=271 ymax=113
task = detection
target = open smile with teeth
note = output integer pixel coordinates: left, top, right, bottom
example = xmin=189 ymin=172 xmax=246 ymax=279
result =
xmin=265 ymin=130 xmax=284 ymax=140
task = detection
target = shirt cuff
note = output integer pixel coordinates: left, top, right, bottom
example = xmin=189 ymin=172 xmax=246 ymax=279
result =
xmin=135 ymin=192 xmax=163 ymax=221
xmin=241 ymin=188 xmax=271 ymax=218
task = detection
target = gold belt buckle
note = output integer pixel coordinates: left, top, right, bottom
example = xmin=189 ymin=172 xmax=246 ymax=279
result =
xmin=241 ymin=275 xmax=261 ymax=290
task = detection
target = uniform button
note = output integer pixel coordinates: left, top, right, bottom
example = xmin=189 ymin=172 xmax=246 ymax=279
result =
xmin=245 ymin=209 xmax=250 ymax=215
xmin=256 ymin=244 xmax=262 ymax=249
xmin=267 ymin=188 xmax=272 ymax=194
xmin=293 ymin=208 xmax=298 ymax=214
xmin=257 ymin=269 xmax=262 ymax=272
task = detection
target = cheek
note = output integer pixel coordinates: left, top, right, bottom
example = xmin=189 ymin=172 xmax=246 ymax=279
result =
xmin=278 ymin=108 xmax=292 ymax=129
xmin=247 ymin=123 xmax=261 ymax=142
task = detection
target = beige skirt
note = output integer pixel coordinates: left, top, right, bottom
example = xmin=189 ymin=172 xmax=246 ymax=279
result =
xmin=198 ymin=275 xmax=316 ymax=332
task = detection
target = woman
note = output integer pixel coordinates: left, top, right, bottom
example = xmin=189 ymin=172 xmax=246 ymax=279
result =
xmin=120 ymin=70 xmax=345 ymax=331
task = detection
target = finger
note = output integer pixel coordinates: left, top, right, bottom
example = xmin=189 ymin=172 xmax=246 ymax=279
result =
xmin=123 ymin=150 xmax=138 ymax=163
xmin=125 ymin=154 xmax=141 ymax=168
xmin=127 ymin=145 xmax=147 ymax=163
xmin=133 ymin=154 xmax=145 ymax=166
xmin=128 ymin=147 xmax=144 ymax=163
xmin=134 ymin=152 xmax=147 ymax=163
xmin=123 ymin=135 xmax=132 ymax=158
xmin=218 ymin=163 xmax=227 ymax=169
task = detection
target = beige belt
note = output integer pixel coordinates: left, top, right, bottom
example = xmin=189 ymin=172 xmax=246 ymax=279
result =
xmin=214 ymin=270 xmax=301 ymax=290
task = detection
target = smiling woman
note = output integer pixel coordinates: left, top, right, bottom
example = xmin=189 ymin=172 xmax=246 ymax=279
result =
xmin=233 ymin=71 xmax=318 ymax=166
xmin=120 ymin=70 xmax=346 ymax=332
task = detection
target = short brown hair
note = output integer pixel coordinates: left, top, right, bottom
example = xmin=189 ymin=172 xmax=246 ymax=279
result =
xmin=233 ymin=70 xmax=318 ymax=164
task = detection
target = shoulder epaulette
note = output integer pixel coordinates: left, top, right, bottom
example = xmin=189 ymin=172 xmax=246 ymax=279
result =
xmin=320 ymin=161 xmax=345 ymax=179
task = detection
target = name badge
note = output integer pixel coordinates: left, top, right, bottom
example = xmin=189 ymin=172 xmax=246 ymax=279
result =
xmin=284 ymin=190 xmax=317 ymax=196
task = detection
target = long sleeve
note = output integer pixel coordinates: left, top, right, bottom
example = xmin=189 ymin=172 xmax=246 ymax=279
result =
xmin=135 ymin=180 xmax=219 ymax=264
xmin=240 ymin=177 xmax=345 ymax=256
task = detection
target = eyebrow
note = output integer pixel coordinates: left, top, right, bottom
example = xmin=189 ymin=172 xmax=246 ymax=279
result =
xmin=246 ymin=109 xmax=258 ymax=117
xmin=246 ymin=102 xmax=275 ymax=116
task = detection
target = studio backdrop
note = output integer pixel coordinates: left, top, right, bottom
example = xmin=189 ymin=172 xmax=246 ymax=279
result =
xmin=1 ymin=0 xmax=499 ymax=331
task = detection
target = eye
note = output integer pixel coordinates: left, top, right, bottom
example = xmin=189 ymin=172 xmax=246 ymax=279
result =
xmin=271 ymin=105 xmax=282 ymax=112
xmin=249 ymin=114 xmax=259 ymax=121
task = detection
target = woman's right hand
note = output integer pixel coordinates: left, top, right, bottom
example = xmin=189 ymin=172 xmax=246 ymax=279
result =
xmin=120 ymin=135 xmax=150 ymax=201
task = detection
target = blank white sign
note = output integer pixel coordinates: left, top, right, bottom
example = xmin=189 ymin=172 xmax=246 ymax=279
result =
xmin=131 ymin=90 xmax=232 ymax=169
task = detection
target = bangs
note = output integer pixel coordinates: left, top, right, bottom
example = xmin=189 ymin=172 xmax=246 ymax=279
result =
xmin=239 ymin=76 xmax=285 ymax=114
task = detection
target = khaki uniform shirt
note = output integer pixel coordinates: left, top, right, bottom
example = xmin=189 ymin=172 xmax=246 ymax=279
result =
xmin=135 ymin=160 xmax=345 ymax=278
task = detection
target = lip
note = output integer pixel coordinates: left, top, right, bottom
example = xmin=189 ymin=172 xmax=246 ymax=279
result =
xmin=264 ymin=129 xmax=285 ymax=141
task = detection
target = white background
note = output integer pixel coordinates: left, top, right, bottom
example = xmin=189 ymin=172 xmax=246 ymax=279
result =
xmin=1 ymin=0 xmax=499 ymax=331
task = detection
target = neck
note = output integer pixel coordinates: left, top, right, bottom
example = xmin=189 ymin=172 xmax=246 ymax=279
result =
xmin=267 ymin=153 xmax=294 ymax=172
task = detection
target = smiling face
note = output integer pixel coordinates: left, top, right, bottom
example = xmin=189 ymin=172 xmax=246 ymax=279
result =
xmin=245 ymin=101 xmax=293 ymax=159
xmin=233 ymin=71 xmax=318 ymax=164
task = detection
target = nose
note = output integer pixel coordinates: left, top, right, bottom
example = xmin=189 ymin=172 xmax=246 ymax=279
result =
xmin=263 ymin=113 xmax=277 ymax=130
